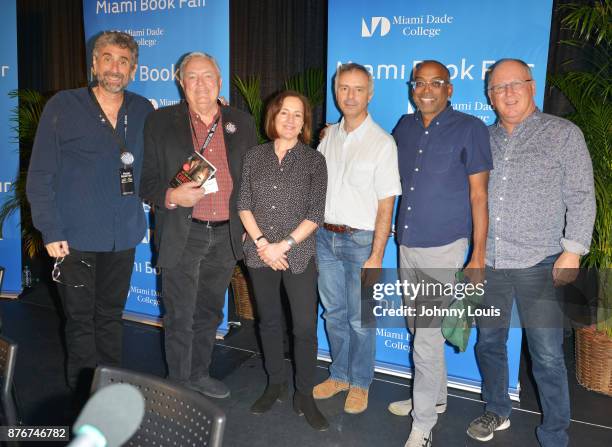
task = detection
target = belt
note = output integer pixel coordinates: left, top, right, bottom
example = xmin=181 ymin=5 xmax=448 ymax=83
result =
xmin=323 ymin=223 xmax=360 ymax=233
xmin=192 ymin=218 xmax=229 ymax=228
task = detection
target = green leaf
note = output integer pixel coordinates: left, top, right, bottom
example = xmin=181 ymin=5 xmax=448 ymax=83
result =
xmin=284 ymin=68 xmax=326 ymax=108
xmin=233 ymin=68 xmax=326 ymax=145
xmin=232 ymin=75 xmax=265 ymax=143
xmin=552 ymin=1 xmax=612 ymax=337
xmin=0 ymin=89 xmax=48 ymax=255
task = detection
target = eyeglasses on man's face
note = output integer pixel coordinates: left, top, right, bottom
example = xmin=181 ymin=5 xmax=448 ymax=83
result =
xmin=488 ymin=79 xmax=533 ymax=96
xmin=410 ymin=79 xmax=449 ymax=90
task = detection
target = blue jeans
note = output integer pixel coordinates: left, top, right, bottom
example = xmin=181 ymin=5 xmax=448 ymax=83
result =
xmin=316 ymin=227 xmax=375 ymax=389
xmin=475 ymin=255 xmax=569 ymax=447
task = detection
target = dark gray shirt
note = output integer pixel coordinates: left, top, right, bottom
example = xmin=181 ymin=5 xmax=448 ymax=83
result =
xmin=238 ymin=141 xmax=327 ymax=273
xmin=486 ymin=110 xmax=596 ymax=268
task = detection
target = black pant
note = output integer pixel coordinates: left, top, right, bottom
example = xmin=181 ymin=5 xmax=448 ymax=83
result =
xmin=162 ymin=222 xmax=236 ymax=382
xmin=248 ymin=259 xmax=318 ymax=393
xmin=56 ymin=248 xmax=135 ymax=389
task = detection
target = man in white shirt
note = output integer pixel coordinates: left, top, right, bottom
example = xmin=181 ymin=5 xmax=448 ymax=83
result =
xmin=313 ymin=63 xmax=402 ymax=414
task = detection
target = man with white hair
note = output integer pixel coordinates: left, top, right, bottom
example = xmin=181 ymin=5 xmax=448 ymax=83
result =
xmin=140 ymin=52 xmax=257 ymax=398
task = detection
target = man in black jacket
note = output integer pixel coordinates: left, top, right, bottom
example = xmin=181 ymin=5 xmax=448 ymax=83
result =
xmin=140 ymin=52 xmax=257 ymax=398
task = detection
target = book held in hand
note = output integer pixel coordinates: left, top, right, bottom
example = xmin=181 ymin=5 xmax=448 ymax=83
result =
xmin=170 ymin=151 xmax=217 ymax=188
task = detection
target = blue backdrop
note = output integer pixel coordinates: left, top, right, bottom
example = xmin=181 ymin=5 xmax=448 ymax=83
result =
xmin=83 ymin=0 xmax=230 ymax=331
xmin=0 ymin=0 xmax=20 ymax=297
xmin=320 ymin=0 xmax=554 ymax=398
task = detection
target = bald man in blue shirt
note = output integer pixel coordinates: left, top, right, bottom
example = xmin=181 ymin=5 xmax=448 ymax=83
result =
xmin=390 ymin=60 xmax=493 ymax=447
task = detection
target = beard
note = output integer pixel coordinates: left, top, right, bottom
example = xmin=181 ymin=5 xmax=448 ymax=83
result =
xmin=96 ymin=70 xmax=129 ymax=94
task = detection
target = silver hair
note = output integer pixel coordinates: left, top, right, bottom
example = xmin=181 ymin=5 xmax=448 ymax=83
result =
xmin=334 ymin=62 xmax=374 ymax=96
xmin=178 ymin=52 xmax=221 ymax=80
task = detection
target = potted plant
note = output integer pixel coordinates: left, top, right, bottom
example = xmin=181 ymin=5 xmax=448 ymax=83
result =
xmin=549 ymin=0 xmax=612 ymax=395
xmin=0 ymin=89 xmax=49 ymax=258
xmin=233 ymin=67 xmax=325 ymax=144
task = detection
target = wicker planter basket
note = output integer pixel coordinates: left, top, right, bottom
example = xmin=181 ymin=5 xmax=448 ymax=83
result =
xmin=575 ymin=325 xmax=612 ymax=396
xmin=230 ymin=264 xmax=255 ymax=320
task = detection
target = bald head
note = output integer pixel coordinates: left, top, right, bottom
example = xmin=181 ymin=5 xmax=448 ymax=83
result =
xmin=414 ymin=60 xmax=451 ymax=82
xmin=489 ymin=59 xmax=532 ymax=83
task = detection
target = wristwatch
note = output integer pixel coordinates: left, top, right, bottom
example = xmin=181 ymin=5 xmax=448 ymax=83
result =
xmin=284 ymin=235 xmax=297 ymax=249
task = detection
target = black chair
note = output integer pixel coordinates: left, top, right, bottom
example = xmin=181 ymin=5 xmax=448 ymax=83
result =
xmin=91 ymin=366 xmax=226 ymax=447
xmin=0 ymin=335 xmax=19 ymax=426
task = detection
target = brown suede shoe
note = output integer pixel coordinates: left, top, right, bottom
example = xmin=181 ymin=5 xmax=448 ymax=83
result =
xmin=312 ymin=378 xmax=349 ymax=400
xmin=344 ymin=387 xmax=368 ymax=414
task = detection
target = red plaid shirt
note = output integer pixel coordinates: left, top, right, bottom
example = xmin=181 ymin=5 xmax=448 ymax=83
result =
xmin=189 ymin=108 xmax=232 ymax=221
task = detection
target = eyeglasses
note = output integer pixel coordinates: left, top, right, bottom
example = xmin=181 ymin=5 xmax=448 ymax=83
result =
xmin=52 ymin=256 xmax=92 ymax=288
xmin=410 ymin=80 xmax=449 ymax=90
xmin=488 ymin=79 xmax=533 ymax=95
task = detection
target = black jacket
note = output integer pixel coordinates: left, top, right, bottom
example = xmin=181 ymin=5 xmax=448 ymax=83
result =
xmin=140 ymin=102 xmax=257 ymax=268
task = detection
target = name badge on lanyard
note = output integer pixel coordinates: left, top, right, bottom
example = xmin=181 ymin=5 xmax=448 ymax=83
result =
xmin=120 ymin=166 xmax=135 ymax=195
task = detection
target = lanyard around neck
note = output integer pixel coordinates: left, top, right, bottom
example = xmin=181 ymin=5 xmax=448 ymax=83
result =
xmin=189 ymin=112 xmax=220 ymax=154
xmin=88 ymin=86 xmax=128 ymax=153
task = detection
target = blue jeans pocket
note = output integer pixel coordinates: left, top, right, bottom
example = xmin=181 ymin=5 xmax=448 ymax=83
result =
xmin=350 ymin=230 xmax=373 ymax=247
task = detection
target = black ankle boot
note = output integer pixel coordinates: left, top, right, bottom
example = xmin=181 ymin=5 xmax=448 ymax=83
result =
xmin=293 ymin=391 xmax=329 ymax=431
xmin=250 ymin=382 xmax=288 ymax=414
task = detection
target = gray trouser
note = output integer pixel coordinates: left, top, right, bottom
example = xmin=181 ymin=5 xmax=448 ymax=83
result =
xmin=399 ymin=238 xmax=468 ymax=433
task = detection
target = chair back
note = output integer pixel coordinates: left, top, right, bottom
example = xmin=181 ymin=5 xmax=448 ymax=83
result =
xmin=91 ymin=366 xmax=226 ymax=447
xmin=0 ymin=335 xmax=18 ymax=426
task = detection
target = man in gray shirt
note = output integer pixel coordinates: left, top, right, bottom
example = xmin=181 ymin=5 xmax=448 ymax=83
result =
xmin=466 ymin=59 xmax=595 ymax=447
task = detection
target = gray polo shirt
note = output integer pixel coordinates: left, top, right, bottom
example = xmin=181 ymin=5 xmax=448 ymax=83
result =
xmin=486 ymin=110 xmax=596 ymax=268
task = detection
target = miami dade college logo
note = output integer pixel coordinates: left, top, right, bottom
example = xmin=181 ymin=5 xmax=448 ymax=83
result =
xmin=361 ymin=16 xmax=391 ymax=37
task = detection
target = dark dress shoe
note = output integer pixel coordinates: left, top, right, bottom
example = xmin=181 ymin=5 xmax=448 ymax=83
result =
xmin=188 ymin=375 xmax=230 ymax=399
xmin=293 ymin=390 xmax=329 ymax=431
xmin=250 ymin=382 xmax=288 ymax=414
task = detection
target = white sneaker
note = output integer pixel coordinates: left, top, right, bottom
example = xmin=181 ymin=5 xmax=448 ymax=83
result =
xmin=388 ymin=398 xmax=447 ymax=416
xmin=404 ymin=428 xmax=432 ymax=447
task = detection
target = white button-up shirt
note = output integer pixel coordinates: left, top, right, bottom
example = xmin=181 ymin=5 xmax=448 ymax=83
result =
xmin=317 ymin=114 xmax=402 ymax=230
